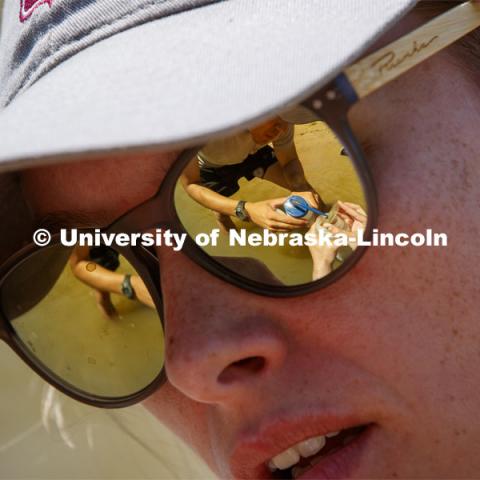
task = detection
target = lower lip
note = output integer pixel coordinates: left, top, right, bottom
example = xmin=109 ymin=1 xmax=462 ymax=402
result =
xmin=298 ymin=426 xmax=374 ymax=480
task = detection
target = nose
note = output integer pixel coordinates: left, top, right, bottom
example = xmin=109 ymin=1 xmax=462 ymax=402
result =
xmin=158 ymin=250 xmax=288 ymax=404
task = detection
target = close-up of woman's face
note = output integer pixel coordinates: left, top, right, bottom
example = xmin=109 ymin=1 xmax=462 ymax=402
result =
xmin=16 ymin=12 xmax=480 ymax=477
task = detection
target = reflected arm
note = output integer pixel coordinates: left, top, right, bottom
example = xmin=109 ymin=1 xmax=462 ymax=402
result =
xmin=69 ymin=246 xmax=154 ymax=308
xmin=179 ymin=155 xmax=309 ymax=230
xmin=69 ymin=246 xmax=124 ymax=294
xmin=179 ymin=157 xmax=238 ymax=216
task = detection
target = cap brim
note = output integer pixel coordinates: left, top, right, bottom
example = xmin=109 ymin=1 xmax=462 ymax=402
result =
xmin=0 ymin=0 xmax=415 ymax=170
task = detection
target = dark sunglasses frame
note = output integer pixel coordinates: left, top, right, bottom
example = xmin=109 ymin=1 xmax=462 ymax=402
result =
xmin=1 ymin=1 xmax=478 ymax=407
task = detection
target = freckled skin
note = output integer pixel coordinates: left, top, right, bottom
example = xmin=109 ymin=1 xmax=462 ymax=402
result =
xmin=17 ymin=36 xmax=480 ymax=480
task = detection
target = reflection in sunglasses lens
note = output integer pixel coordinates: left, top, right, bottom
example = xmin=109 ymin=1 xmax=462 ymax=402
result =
xmin=175 ymin=118 xmax=368 ymax=286
xmin=0 ymin=244 xmax=164 ymax=398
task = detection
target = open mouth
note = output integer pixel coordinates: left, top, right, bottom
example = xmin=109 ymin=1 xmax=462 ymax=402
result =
xmin=267 ymin=425 xmax=368 ymax=479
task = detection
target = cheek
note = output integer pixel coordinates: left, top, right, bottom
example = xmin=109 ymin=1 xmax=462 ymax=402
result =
xmin=343 ymin=70 xmax=480 ymax=415
xmin=143 ymin=383 xmax=217 ymax=469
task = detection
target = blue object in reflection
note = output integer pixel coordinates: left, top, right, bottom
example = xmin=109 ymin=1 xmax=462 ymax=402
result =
xmin=283 ymin=195 xmax=328 ymax=218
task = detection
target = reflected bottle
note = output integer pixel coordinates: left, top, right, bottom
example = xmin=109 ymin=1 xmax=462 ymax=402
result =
xmin=278 ymin=195 xmax=324 ymax=225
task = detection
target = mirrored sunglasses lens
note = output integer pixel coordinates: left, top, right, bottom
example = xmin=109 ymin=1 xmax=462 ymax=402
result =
xmin=175 ymin=118 xmax=368 ymax=286
xmin=0 ymin=244 xmax=164 ymax=399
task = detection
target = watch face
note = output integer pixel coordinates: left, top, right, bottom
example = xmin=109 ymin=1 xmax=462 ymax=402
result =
xmin=236 ymin=202 xmax=248 ymax=221
xmin=122 ymin=276 xmax=134 ymax=299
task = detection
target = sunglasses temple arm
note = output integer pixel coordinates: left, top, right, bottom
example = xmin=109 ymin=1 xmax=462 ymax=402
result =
xmin=344 ymin=1 xmax=480 ymax=100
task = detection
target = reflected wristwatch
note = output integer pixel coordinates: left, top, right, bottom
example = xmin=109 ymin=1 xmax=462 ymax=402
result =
xmin=235 ymin=200 xmax=250 ymax=221
xmin=121 ymin=274 xmax=135 ymax=299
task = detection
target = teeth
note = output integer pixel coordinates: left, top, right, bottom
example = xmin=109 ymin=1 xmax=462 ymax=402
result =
xmin=270 ymin=447 xmax=300 ymax=470
xmin=267 ymin=430 xmax=344 ymax=471
xmin=296 ymin=435 xmax=326 ymax=458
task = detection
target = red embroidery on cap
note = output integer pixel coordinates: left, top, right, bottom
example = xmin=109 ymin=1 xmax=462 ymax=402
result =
xmin=20 ymin=0 xmax=53 ymax=22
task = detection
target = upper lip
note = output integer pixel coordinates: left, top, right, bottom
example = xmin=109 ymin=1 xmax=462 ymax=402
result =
xmin=228 ymin=411 xmax=371 ymax=479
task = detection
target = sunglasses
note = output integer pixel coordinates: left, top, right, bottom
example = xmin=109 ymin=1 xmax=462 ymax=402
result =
xmin=0 ymin=1 xmax=478 ymax=408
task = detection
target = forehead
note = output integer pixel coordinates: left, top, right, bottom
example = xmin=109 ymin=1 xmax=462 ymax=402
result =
xmin=21 ymin=150 xmax=180 ymax=226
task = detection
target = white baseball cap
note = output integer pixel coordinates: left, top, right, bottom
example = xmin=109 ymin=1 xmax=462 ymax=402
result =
xmin=0 ymin=0 xmax=415 ymax=171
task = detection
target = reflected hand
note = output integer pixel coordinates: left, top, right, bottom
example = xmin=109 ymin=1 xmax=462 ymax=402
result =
xmin=322 ymin=201 xmax=367 ymax=251
xmin=131 ymin=275 xmax=155 ymax=309
xmin=307 ymin=222 xmax=337 ymax=281
xmin=337 ymin=201 xmax=367 ymax=233
xmin=245 ymin=198 xmax=309 ymax=232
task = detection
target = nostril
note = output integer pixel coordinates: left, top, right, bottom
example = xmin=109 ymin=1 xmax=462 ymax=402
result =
xmin=217 ymin=356 xmax=266 ymax=384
